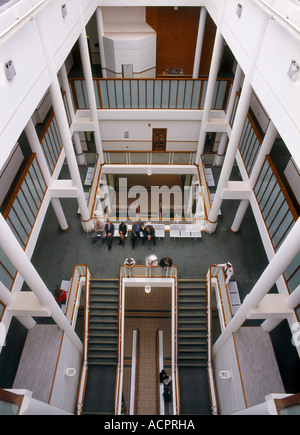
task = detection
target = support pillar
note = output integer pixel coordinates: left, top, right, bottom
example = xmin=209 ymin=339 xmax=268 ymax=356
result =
xmin=286 ymin=284 xmax=300 ymax=309
xmin=73 ymin=132 xmax=87 ymax=166
xmin=195 ymin=31 xmax=224 ymax=163
xmin=206 ymin=78 xmax=253 ymax=233
xmin=96 ymin=7 xmax=107 ymax=78
xmin=59 ymin=63 xmax=75 ymax=125
xmin=24 ymin=119 xmax=69 ymax=232
xmin=213 ymin=132 xmax=228 ymax=166
xmin=36 ymin=15 xmax=93 ymax=232
xmin=77 ymin=2 xmax=104 ymax=163
xmin=0 ymin=281 xmax=13 ymax=306
xmin=230 ymin=199 xmax=249 ymax=233
xmin=206 ymin=13 xmax=269 ymax=234
xmin=229 ymin=121 xmax=278 ymax=233
xmin=0 ymin=214 xmax=83 ymax=353
xmin=225 ymin=64 xmax=243 ymax=124
xmin=213 ymin=218 xmax=300 ymax=355
xmin=192 ymin=7 xmax=207 ymax=78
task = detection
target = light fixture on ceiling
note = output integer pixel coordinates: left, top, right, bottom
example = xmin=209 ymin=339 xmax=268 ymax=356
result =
xmin=287 ymin=60 xmax=300 ymax=81
xmin=236 ymin=3 xmax=243 ymax=17
xmin=61 ymin=4 xmax=67 ymax=18
xmin=147 ymin=169 xmax=152 ymax=176
xmin=5 ymin=60 xmax=16 ymax=80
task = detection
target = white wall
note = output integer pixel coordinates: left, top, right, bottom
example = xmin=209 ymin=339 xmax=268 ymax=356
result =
xmin=207 ymin=0 xmax=300 ymax=169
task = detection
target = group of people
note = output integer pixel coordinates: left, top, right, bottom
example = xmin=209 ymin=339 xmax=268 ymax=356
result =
xmin=92 ymin=219 xmax=157 ymax=250
xmin=124 ymin=255 xmax=173 ymax=270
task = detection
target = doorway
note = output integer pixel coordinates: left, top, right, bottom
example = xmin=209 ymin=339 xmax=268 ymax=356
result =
xmin=152 ymin=128 xmax=167 ymax=151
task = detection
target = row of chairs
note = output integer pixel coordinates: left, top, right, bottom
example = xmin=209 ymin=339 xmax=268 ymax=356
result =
xmin=112 ymin=223 xmax=202 ymax=240
xmin=169 ymin=224 xmax=203 ymax=239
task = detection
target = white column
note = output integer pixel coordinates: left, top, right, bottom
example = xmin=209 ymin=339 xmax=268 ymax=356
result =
xmin=77 ymin=1 xmax=104 ymax=163
xmin=213 ymin=132 xmax=228 ymax=166
xmin=73 ymin=132 xmax=87 ymax=166
xmin=24 ymin=119 xmax=52 ymax=186
xmin=213 ymin=218 xmax=300 ymax=355
xmin=59 ymin=63 xmax=75 ymax=124
xmin=0 ymin=281 xmax=13 ymax=306
xmin=36 ymin=15 xmax=93 ymax=232
xmin=231 ymin=199 xmax=250 ymax=233
xmin=24 ymin=119 xmax=69 ymax=231
xmin=206 ymin=13 xmax=270 ymax=234
xmin=195 ymin=31 xmax=224 ymax=163
xmin=230 ymin=121 xmax=278 ymax=233
xmin=206 ymin=80 xmax=253 ymax=233
xmin=96 ymin=7 xmax=107 ymax=78
xmin=192 ymin=7 xmax=207 ymax=78
xmin=225 ymin=64 xmax=243 ymax=124
xmin=0 ymin=214 xmax=83 ymax=353
xmin=286 ymin=284 xmax=300 ymax=309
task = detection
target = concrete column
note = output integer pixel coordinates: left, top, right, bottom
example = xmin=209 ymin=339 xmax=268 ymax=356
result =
xmin=206 ymin=80 xmax=253 ymax=233
xmin=213 ymin=132 xmax=228 ymax=166
xmin=24 ymin=119 xmax=52 ymax=186
xmin=0 ymin=214 xmax=83 ymax=353
xmin=96 ymin=7 xmax=107 ymax=78
xmin=231 ymin=199 xmax=250 ymax=233
xmin=59 ymin=63 xmax=75 ymax=124
xmin=286 ymin=284 xmax=300 ymax=309
xmin=229 ymin=121 xmax=278 ymax=233
xmin=24 ymin=119 xmax=69 ymax=232
xmin=50 ymin=198 xmax=68 ymax=231
xmin=195 ymin=31 xmax=224 ymax=163
xmin=225 ymin=64 xmax=243 ymax=124
xmin=36 ymin=15 xmax=93 ymax=232
xmin=73 ymin=132 xmax=87 ymax=166
xmin=192 ymin=7 xmax=207 ymax=78
xmin=213 ymin=217 xmax=300 ymax=355
xmin=0 ymin=281 xmax=13 ymax=306
xmin=206 ymin=13 xmax=270 ymax=234
xmin=77 ymin=1 xmax=104 ymax=163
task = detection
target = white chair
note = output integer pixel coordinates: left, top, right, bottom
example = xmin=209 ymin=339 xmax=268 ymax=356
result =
xmin=190 ymin=224 xmax=202 ymax=239
xmin=228 ymin=281 xmax=241 ymax=315
xmin=180 ymin=224 xmax=191 ymax=237
xmin=153 ymin=224 xmax=165 ymax=238
xmin=170 ymin=224 xmax=180 ymax=239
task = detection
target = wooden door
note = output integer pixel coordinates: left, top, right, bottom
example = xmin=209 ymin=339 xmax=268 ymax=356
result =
xmin=152 ymin=128 xmax=167 ymax=151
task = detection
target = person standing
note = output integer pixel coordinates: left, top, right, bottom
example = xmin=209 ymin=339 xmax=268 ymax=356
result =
xmin=159 ymin=257 xmax=173 ymax=269
xmin=214 ymin=262 xmax=234 ymax=284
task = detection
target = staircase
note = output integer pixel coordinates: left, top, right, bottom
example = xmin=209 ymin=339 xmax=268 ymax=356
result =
xmin=82 ymin=279 xmax=119 ymax=415
xmin=178 ymin=279 xmax=207 ymax=367
xmin=88 ymin=278 xmax=119 ymax=365
xmin=178 ymin=278 xmax=211 ymax=415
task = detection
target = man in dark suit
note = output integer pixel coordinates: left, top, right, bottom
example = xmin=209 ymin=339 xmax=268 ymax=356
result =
xmin=142 ymin=224 xmax=156 ymax=245
xmin=105 ymin=220 xmax=114 ymax=250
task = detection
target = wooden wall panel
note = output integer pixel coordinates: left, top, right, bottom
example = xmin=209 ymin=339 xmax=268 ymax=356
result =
xmin=146 ymin=7 xmax=216 ymax=77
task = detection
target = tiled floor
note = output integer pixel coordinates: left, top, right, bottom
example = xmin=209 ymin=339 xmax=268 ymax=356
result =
xmin=123 ymin=286 xmax=172 ymax=415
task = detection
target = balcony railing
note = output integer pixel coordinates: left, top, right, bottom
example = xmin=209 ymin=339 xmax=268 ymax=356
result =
xmin=70 ymin=77 xmax=232 ymax=111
